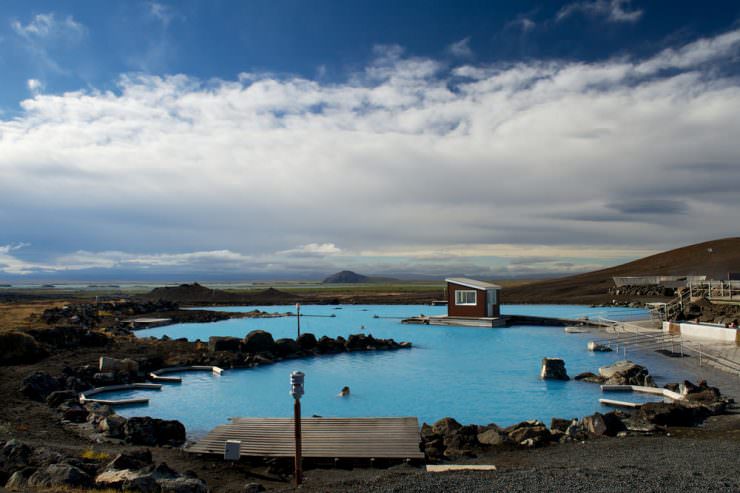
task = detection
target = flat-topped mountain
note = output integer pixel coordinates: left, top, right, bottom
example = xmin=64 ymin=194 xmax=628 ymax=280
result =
xmin=323 ymin=271 xmax=370 ymax=283
xmin=322 ymin=270 xmax=399 ymax=284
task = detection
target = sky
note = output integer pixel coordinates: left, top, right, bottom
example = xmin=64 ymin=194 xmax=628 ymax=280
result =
xmin=1 ymin=0 xmax=739 ymax=281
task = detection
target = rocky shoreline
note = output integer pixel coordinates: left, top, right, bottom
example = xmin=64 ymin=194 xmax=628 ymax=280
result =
xmin=1 ymin=325 xmax=412 ymax=492
xmin=1 ymin=299 xmax=739 ymax=492
xmin=420 ymin=360 xmax=731 ymax=461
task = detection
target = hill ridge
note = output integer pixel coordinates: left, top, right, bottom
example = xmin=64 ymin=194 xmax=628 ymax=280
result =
xmin=503 ymin=237 xmax=740 ymax=304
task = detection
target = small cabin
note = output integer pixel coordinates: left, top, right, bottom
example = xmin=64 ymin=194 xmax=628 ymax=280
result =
xmin=445 ymin=278 xmax=501 ymax=318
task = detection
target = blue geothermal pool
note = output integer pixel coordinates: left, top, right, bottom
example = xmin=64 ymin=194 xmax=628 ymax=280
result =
xmin=106 ymin=304 xmax=683 ymax=436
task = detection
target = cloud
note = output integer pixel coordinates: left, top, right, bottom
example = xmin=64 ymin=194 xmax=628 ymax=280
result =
xmin=1 ymin=28 xmax=740 ymax=278
xmin=10 ymin=12 xmax=86 ymax=73
xmin=607 ymin=199 xmax=689 ymax=215
xmin=147 ymin=2 xmax=183 ymax=28
xmin=277 ymin=243 xmax=342 ymax=257
xmin=510 ymin=18 xmax=536 ymax=32
xmin=11 ymin=12 xmax=85 ymax=41
xmin=0 ymin=244 xmax=348 ymax=278
xmin=556 ymin=0 xmax=643 ymax=24
xmin=447 ymin=37 xmax=473 ymax=58
xmin=636 ymin=29 xmax=740 ymax=74
xmin=27 ymin=79 xmax=44 ymax=93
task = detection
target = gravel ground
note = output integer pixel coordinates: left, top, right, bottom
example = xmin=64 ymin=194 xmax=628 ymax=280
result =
xmin=287 ymin=429 xmax=740 ymax=493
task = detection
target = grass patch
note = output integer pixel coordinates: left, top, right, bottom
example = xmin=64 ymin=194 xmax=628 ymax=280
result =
xmin=80 ymin=448 xmax=111 ymax=461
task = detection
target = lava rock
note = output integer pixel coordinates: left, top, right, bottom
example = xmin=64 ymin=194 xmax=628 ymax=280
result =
xmin=681 ymin=380 xmax=722 ymax=402
xmin=242 ymin=330 xmax=276 ymax=353
xmin=208 ymin=336 xmax=241 ymax=353
xmin=274 ymin=338 xmax=301 ymax=357
xmin=346 ymin=333 xmax=373 ymax=350
xmin=244 ymin=482 xmax=266 ymax=493
xmin=540 ymin=358 xmax=570 ymax=380
xmin=297 ymin=333 xmax=317 ymax=350
xmin=420 ymin=423 xmax=438 ymax=441
xmin=598 ymin=360 xmax=654 ymax=387
xmin=106 ymin=450 xmax=152 ymax=471
xmin=0 ymin=440 xmax=32 ymax=476
xmin=98 ymin=415 xmax=128 ymax=439
xmin=46 ymin=390 xmax=78 ymax=408
xmin=550 ymin=417 xmax=575 ymax=433
xmin=582 ymin=413 xmax=608 ymax=436
xmin=574 ymin=371 xmax=606 ymax=384
xmin=431 ymin=417 xmax=462 ymax=436
xmin=639 ymin=402 xmax=710 ymax=427
xmin=587 ymin=341 xmax=613 ymax=352
xmin=602 ymin=411 xmax=628 ymax=436
xmin=505 ymin=420 xmax=552 ymax=446
xmin=316 ymin=336 xmax=343 ymax=354
xmin=0 ymin=332 xmax=48 ymax=365
xmin=125 ymin=418 xmax=186 ymax=447
xmin=61 ymin=404 xmax=89 ymax=423
xmin=27 ymin=463 xmax=92 ymax=489
xmin=158 ymin=477 xmax=208 ymax=493
xmin=476 ymin=424 xmax=506 ymax=446
xmin=19 ymin=372 xmax=62 ymax=401
xmin=5 ymin=467 xmax=36 ymax=490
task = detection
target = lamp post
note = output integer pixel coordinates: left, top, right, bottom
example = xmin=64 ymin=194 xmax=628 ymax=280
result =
xmin=296 ymin=303 xmax=301 ymax=338
xmin=290 ymin=370 xmax=304 ymax=486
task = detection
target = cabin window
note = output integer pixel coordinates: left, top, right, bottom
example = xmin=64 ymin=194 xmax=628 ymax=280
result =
xmin=455 ymin=290 xmax=477 ymax=305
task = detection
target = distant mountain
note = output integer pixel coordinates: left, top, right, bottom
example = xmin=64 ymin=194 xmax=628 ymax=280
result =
xmin=322 ymin=270 xmax=398 ymax=284
xmin=504 ymin=237 xmax=740 ymax=304
xmin=141 ymin=282 xmax=300 ymax=305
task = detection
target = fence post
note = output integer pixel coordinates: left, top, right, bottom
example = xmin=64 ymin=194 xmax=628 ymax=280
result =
xmin=699 ymin=344 xmax=702 ymax=367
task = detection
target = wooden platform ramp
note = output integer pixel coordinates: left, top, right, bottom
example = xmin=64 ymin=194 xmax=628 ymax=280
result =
xmin=186 ymin=417 xmax=424 ymax=460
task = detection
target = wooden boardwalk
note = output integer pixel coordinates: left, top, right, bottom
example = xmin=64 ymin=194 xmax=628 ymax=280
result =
xmin=186 ymin=417 xmax=424 ymax=460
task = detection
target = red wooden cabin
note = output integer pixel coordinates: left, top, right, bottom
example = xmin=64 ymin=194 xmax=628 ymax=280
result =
xmin=445 ymin=278 xmax=501 ymax=318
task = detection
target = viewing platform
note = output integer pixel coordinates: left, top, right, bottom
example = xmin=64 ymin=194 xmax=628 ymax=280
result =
xmin=186 ymin=416 xmax=425 ymax=462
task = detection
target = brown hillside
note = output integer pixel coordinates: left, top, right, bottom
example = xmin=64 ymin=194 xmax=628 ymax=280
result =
xmin=503 ymin=237 xmax=740 ymax=304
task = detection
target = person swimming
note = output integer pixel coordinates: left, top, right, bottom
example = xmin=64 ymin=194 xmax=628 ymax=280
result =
xmin=338 ymin=386 xmax=350 ymax=397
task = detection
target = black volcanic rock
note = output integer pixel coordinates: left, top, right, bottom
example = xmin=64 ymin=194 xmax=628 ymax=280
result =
xmin=0 ymin=332 xmax=48 ymax=365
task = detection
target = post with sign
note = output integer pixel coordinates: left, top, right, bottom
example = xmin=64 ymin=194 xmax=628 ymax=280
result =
xmin=290 ymin=371 xmax=304 ymax=485
xmin=296 ymin=303 xmax=301 ymax=338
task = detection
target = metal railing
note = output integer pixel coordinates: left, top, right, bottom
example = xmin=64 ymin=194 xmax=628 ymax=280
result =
xmin=687 ymin=280 xmax=740 ymax=301
xmin=588 ymin=319 xmax=740 ymax=377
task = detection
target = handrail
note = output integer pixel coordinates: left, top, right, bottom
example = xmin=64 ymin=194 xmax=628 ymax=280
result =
xmin=587 ymin=318 xmax=740 ymax=376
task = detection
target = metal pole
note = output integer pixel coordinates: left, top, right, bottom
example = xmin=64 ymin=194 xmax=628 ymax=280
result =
xmin=290 ymin=370 xmax=304 ymax=486
xmin=296 ymin=303 xmax=301 ymax=339
xmin=294 ymin=398 xmax=302 ymax=486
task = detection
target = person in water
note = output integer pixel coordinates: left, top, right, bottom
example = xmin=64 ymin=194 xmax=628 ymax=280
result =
xmin=338 ymin=386 xmax=350 ymax=397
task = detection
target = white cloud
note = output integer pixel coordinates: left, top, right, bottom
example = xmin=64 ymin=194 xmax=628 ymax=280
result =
xmin=10 ymin=12 xmax=86 ymax=74
xmin=447 ymin=37 xmax=473 ymax=58
xmin=27 ymin=79 xmax=43 ymax=93
xmin=11 ymin=13 xmax=85 ymax=40
xmin=557 ymin=0 xmax=643 ymax=23
xmin=1 ymin=28 xmax=740 ymax=278
xmin=148 ymin=2 xmax=182 ymax=27
xmin=277 ymin=243 xmax=343 ymax=257
xmin=0 ymin=245 xmax=345 ymax=276
xmin=514 ymin=18 xmax=536 ymax=32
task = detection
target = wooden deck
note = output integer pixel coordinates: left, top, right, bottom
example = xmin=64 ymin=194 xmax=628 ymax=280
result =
xmin=186 ymin=417 xmax=424 ymax=460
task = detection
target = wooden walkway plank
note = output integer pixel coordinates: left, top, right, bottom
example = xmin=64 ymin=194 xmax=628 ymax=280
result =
xmin=186 ymin=417 xmax=425 ymax=459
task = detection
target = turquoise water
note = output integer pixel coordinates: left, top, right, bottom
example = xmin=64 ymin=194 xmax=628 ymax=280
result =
xmin=107 ymin=304 xmax=682 ymax=436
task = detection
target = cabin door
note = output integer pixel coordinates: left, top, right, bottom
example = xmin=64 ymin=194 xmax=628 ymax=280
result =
xmin=486 ymin=289 xmax=497 ymax=317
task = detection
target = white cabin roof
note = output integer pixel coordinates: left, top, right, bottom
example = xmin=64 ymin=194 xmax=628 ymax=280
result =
xmin=445 ymin=278 xmax=501 ymax=290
